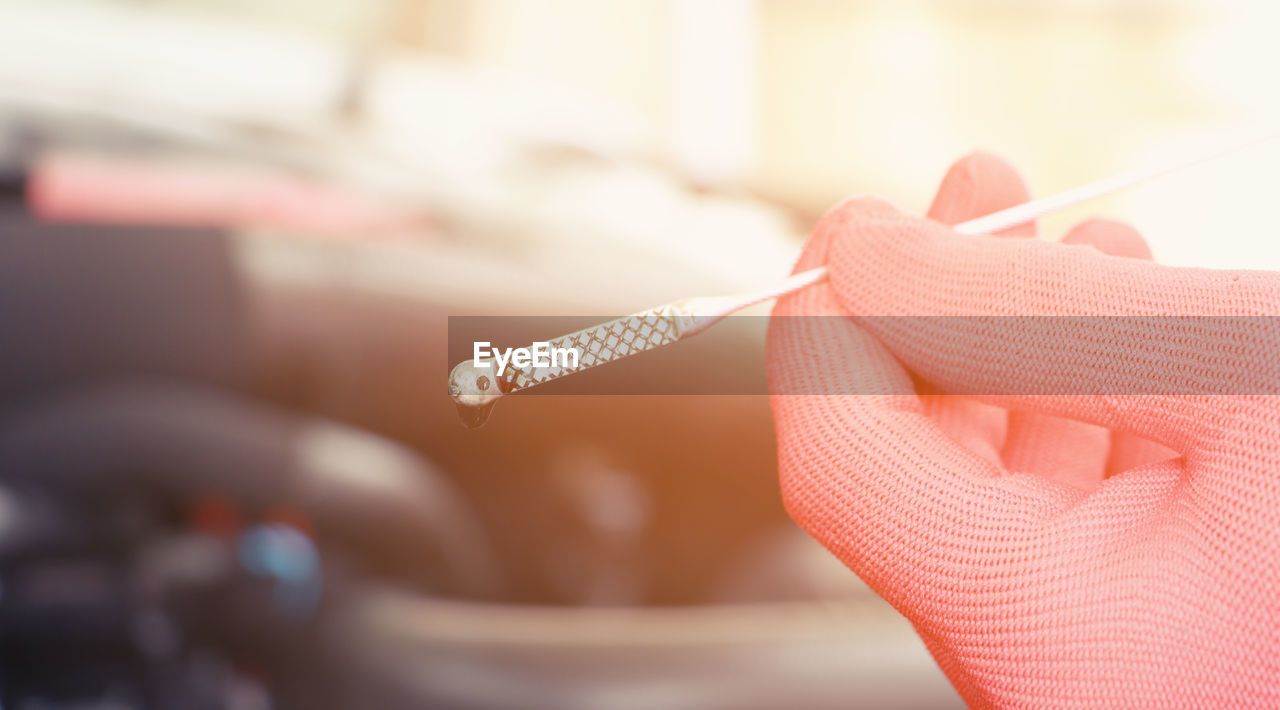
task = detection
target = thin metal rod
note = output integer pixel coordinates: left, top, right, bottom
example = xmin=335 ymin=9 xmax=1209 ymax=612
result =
xmin=756 ymin=131 xmax=1279 ymax=306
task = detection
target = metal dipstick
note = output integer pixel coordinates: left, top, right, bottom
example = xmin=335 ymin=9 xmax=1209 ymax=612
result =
xmin=448 ymin=132 xmax=1276 ymax=427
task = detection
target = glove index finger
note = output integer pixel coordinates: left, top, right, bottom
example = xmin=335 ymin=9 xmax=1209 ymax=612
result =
xmin=927 ymin=151 xmax=1036 ymax=237
xmin=822 ymin=209 xmax=1280 ymax=453
xmin=789 ymin=195 xmax=901 ymax=275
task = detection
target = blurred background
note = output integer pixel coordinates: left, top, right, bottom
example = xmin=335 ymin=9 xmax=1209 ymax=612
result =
xmin=0 ymin=0 xmax=1277 ymax=708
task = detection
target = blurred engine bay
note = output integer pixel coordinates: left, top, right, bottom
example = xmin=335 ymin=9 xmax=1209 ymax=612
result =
xmin=0 ymin=3 xmax=960 ymax=708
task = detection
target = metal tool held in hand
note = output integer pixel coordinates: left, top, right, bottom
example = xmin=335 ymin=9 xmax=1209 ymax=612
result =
xmin=449 ymin=134 xmax=1276 ymax=427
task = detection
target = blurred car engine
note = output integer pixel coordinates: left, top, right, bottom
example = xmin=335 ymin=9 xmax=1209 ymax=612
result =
xmin=0 ymin=2 xmax=963 ymax=708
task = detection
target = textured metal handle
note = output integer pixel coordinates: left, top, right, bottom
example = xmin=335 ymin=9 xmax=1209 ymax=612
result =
xmin=497 ymin=304 xmax=694 ymax=394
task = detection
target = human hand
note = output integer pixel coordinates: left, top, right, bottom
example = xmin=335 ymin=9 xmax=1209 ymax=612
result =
xmin=768 ymin=153 xmax=1280 ymax=708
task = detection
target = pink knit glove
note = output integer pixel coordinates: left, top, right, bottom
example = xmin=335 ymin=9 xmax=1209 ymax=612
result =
xmin=768 ymin=153 xmax=1280 ymax=708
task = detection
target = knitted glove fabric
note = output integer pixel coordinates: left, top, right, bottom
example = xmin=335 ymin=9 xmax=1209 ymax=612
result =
xmin=767 ymin=153 xmax=1280 ymax=708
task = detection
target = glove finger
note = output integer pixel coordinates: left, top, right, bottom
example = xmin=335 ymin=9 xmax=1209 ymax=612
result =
xmin=769 ymin=277 xmax=1083 ymax=599
xmin=1003 ymin=412 xmax=1110 ymax=491
xmin=927 ymin=151 xmax=1036 ymax=237
xmin=928 ymin=160 xmax=1115 ymax=485
xmin=1003 ymin=220 xmax=1150 ymax=489
xmin=1057 ymin=218 xmax=1180 ymax=474
xmin=822 ymin=202 xmax=1280 ymax=455
xmin=929 ymin=154 xmax=1116 ymax=483
xmin=790 ymin=196 xmax=900 ymax=274
xmin=1060 ymin=218 xmax=1152 ymax=259
xmin=1107 ymin=434 xmax=1178 ymax=475
xmin=920 ymin=395 xmax=1006 ymax=468
xmin=919 ymin=153 xmax=1037 ymax=462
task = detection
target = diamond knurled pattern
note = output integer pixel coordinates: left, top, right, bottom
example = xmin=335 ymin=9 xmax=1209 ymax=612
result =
xmin=498 ymin=305 xmax=686 ymax=393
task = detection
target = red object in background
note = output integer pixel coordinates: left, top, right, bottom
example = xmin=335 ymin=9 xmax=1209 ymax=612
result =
xmin=187 ymin=493 xmax=243 ymax=539
xmin=26 ymin=152 xmax=433 ymax=239
xmin=188 ymin=496 xmax=315 ymax=540
xmin=261 ymin=505 xmax=315 ymax=539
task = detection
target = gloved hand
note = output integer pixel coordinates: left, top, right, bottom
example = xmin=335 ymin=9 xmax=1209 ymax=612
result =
xmin=768 ymin=153 xmax=1280 ymax=708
